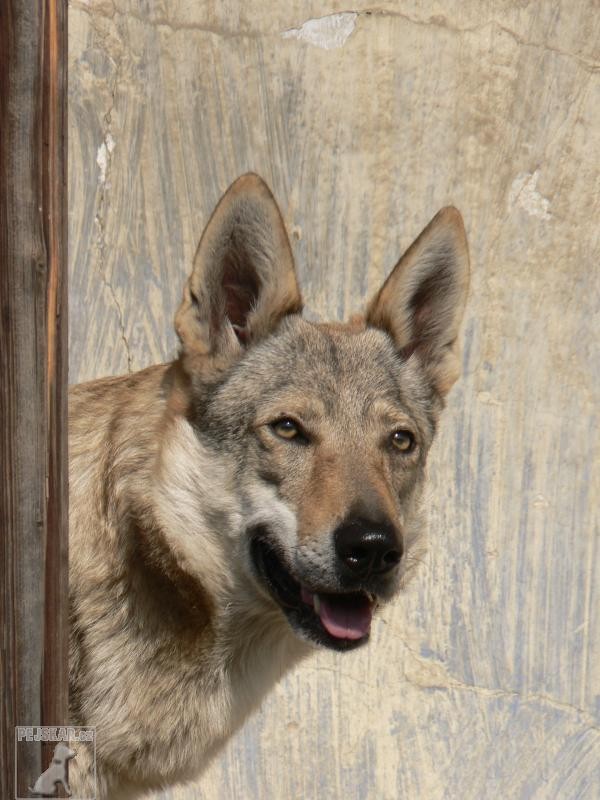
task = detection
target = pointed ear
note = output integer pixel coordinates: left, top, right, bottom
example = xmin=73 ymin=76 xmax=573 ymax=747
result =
xmin=175 ymin=173 xmax=302 ymax=367
xmin=367 ymin=207 xmax=470 ymax=397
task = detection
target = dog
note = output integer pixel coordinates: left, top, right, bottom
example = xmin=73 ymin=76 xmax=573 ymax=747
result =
xmin=68 ymin=174 xmax=469 ymax=798
xmin=29 ymin=742 xmax=76 ymax=797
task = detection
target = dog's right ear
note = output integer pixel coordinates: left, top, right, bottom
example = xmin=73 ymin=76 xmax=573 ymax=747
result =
xmin=175 ymin=173 xmax=302 ymax=371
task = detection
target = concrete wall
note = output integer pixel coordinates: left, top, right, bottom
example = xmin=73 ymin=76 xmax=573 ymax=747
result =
xmin=68 ymin=2 xmax=600 ymax=797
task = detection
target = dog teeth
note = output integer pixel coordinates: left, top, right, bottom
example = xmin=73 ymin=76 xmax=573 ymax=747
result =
xmin=313 ymin=594 xmax=321 ymax=615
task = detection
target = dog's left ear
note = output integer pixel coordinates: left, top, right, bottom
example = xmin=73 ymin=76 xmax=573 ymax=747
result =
xmin=367 ymin=207 xmax=470 ymax=397
xmin=176 ymin=173 xmax=302 ymax=368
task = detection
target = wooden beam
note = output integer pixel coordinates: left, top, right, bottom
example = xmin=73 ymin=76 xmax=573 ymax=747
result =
xmin=0 ymin=1 xmax=68 ymax=797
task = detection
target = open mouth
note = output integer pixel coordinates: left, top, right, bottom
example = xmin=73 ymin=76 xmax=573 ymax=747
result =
xmin=250 ymin=537 xmax=376 ymax=651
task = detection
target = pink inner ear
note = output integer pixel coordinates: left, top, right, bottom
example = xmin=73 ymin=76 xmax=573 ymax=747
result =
xmin=221 ymin=253 xmax=261 ymax=341
xmin=397 ymin=299 xmax=433 ymax=360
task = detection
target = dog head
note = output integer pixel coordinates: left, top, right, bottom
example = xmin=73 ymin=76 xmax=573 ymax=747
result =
xmin=53 ymin=742 xmax=77 ymax=763
xmin=174 ymin=174 xmax=469 ymax=651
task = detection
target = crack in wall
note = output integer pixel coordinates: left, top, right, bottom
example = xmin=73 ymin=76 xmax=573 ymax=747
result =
xmin=398 ymin=643 xmax=600 ymax=735
xmin=71 ymin=0 xmax=265 ymax=39
xmin=99 ymin=271 xmax=132 ymax=371
xmin=406 ymin=671 xmax=600 ymax=731
xmin=357 ymin=9 xmax=600 ymax=74
xmin=305 ymin=645 xmax=600 ymax=736
xmin=70 ymin=3 xmax=600 ymax=75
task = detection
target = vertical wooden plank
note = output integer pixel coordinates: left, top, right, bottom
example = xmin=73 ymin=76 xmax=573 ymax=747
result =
xmin=41 ymin=0 xmax=69 ymax=747
xmin=0 ymin=0 xmax=68 ymax=798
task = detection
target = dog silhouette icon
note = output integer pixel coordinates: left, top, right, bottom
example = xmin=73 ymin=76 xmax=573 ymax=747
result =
xmin=28 ymin=742 xmax=76 ymax=797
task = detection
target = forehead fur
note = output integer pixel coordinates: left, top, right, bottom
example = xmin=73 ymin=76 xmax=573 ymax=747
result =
xmin=206 ymin=316 xmax=438 ymax=438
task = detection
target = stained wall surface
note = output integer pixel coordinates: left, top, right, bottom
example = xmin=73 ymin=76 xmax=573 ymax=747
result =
xmin=68 ymin=2 xmax=600 ymax=798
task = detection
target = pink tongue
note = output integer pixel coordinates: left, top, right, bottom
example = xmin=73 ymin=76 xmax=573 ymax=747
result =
xmin=318 ymin=595 xmax=372 ymax=640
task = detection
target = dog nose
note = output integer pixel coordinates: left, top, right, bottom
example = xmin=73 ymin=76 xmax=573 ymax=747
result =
xmin=334 ymin=518 xmax=403 ymax=579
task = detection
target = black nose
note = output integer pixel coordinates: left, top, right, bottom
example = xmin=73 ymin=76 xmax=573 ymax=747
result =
xmin=334 ymin=518 xmax=403 ymax=580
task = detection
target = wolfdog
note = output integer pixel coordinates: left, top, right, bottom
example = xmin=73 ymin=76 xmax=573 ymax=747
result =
xmin=69 ymin=174 xmax=469 ymax=798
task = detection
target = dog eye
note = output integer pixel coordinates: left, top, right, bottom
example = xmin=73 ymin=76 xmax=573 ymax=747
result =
xmin=391 ymin=429 xmax=416 ymax=453
xmin=271 ymin=418 xmax=303 ymax=441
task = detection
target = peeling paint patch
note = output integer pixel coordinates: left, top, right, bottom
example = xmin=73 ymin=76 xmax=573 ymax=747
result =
xmin=533 ymin=493 xmax=550 ymax=509
xmin=96 ymin=133 xmax=115 ymax=185
xmin=281 ymin=12 xmax=357 ymax=50
xmin=478 ymin=391 xmax=502 ymax=406
xmin=508 ymin=170 xmax=551 ymax=220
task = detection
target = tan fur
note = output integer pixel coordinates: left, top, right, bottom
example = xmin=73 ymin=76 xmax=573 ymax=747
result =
xmin=69 ymin=174 xmax=469 ymax=798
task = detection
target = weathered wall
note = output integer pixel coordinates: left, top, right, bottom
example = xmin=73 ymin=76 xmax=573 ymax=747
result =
xmin=68 ymin=2 xmax=600 ymax=798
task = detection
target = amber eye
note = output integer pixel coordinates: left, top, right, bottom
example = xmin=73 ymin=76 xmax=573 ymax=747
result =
xmin=391 ymin=429 xmax=416 ymax=453
xmin=271 ymin=418 xmax=302 ymax=441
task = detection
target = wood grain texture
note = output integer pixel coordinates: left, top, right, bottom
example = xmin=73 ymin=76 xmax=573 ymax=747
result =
xmin=0 ymin=0 xmax=68 ymax=797
xmin=68 ymin=1 xmax=599 ymax=797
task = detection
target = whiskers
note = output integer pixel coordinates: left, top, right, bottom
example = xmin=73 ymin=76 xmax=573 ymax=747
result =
xmin=398 ymin=547 xmax=429 ymax=589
